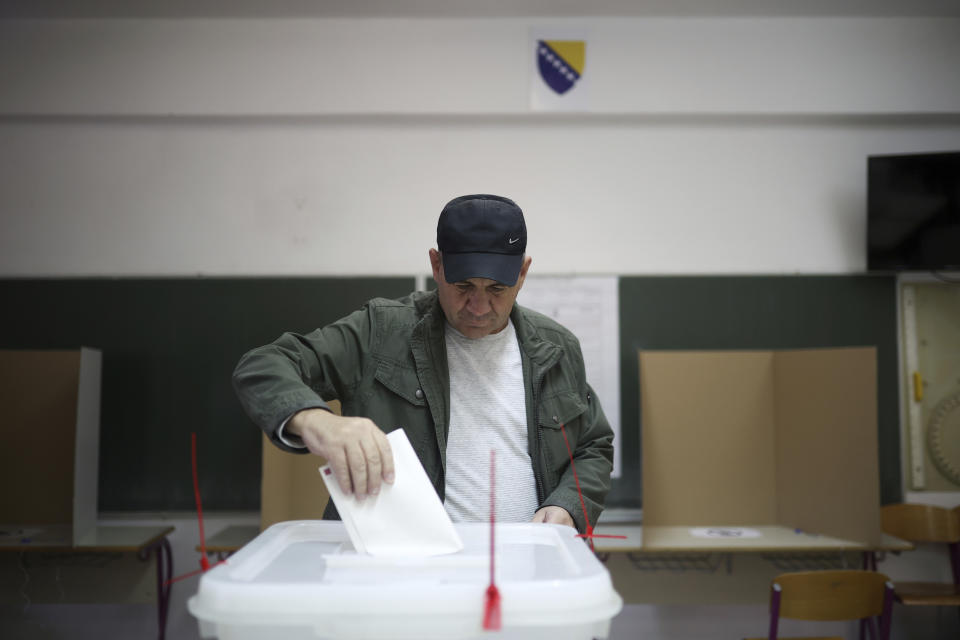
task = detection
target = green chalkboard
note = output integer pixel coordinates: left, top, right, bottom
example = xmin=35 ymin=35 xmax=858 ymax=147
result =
xmin=609 ymin=275 xmax=901 ymax=509
xmin=0 ymin=275 xmax=901 ymax=512
xmin=0 ymin=278 xmax=414 ymax=511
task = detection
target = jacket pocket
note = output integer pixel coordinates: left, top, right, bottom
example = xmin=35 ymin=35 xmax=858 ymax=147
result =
xmin=373 ymin=359 xmax=427 ymax=408
xmin=537 ymin=389 xmax=588 ymax=489
xmin=538 ymin=389 xmax=587 ymax=429
xmin=368 ymin=359 xmax=436 ymax=468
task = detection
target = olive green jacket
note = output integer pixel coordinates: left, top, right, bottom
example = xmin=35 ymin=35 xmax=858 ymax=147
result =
xmin=232 ymin=290 xmax=614 ymax=533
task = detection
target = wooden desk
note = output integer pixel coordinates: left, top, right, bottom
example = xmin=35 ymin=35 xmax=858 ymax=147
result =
xmin=196 ymin=524 xmax=259 ymax=560
xmin=0 ymin=524 xmax=174 ymax=640
xmin=192 ymin=522 xmax=915 ymax=554
xmin=593 ymin=524 xmax=913 ymax=553
xmin=592 ymin=523 xmax=912 ymax=572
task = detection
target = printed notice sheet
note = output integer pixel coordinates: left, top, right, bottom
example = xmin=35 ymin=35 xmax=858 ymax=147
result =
xmin=518 ymin=276 xmax=621 ymax=477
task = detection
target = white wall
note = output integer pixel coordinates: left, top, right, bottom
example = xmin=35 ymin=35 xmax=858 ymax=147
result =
xmin=1 ymin=17 xmax=959 ymax=276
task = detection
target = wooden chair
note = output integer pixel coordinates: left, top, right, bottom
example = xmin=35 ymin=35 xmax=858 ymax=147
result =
xmin=954 ymin=506 xmax=960 ymax=585
xmin=746 ymin=570 xmax=894 ymax=640
xmin=879 ymin=503 xmax=960 ymax=606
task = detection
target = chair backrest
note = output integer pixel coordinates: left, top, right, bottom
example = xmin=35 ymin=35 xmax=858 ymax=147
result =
xmin=774 ymin=570 xmax=892 ymax=622
xmin=259 ymin=401 xmax=338 ymax=531
xmin=954 ymin=506 xmax=960 ymax=584
xmin=880 ymin=503 xmax=960 ymax=543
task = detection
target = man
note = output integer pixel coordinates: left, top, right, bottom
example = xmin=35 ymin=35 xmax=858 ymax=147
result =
xmin=232 ymin=194 xmax=613 ymax=531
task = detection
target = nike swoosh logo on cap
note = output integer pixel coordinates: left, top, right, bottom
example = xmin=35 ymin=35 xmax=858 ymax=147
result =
xmin=508 ymin=237 xmax=520 ymax=244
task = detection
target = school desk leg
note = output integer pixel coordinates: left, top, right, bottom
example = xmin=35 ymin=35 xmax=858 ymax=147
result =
xmin=140 ymin=537 xmax=173 ymax=640
xmin=857 ymin=552 xmax=878 ymax=640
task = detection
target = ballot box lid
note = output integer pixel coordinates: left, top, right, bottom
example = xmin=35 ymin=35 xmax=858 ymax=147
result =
xmin=188 ymin=520 xmax=622 ymax=640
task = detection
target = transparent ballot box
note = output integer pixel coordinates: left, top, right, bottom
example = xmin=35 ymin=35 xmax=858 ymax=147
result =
xmin=188 ymin=520 xmax=622 ymax=640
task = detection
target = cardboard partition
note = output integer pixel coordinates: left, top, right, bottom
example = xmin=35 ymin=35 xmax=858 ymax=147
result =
xmin=259 ymin=400 xmax=337 ymax=531
xmin=0 ymin=348 xmax=102 ymax=545
xmin=72 ymin=349 xmax=102 ymax=544
xmin=772 ymin=348 xmax=880 ymax=546
xmin=640 ymin=347 xmax=880 ymax=546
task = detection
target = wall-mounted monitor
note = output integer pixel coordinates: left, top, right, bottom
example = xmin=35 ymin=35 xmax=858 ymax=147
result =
xmin=867 ymin=151 xmax=960 ymax=272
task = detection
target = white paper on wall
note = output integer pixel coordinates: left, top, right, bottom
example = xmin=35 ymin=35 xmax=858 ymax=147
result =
xmin=518 ymin=275 xmax=621 ymax=477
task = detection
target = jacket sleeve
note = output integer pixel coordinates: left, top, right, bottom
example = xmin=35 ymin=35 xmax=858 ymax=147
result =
xmin=543 ymin=389 xmax=615 ymax=534
xmin=231 ymin=305 xmax=374 ymax=453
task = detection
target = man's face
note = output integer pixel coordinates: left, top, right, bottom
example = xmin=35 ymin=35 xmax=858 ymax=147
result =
xmin=429 ymin=249 xmax=531 ymax=339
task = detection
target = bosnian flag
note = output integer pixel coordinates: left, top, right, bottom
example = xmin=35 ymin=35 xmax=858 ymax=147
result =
xmin=536 ymin=40 xmax=585 ymax=95
xmin=530 ymin=33 xmax=588 ymax=111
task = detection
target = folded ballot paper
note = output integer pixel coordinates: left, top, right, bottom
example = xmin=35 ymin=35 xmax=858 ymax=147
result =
xmin=319 ymin=428 xmax=463 ymax=557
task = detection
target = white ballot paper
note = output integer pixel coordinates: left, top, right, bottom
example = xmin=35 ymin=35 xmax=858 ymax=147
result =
xmin=319 ymin=428 xmax=464 ymax=557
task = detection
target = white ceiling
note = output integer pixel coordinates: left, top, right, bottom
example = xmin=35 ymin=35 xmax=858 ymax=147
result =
xmin=3 ymin=0 xmax=960 ymax=19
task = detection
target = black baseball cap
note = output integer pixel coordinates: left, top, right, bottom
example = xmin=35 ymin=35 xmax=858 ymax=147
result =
xmin=436 ymin=194 xmax=527 ymax=286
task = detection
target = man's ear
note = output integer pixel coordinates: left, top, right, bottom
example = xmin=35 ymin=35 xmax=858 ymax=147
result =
xmin=515 ymin=255 xmax=532 ymax=290
xmin=429 ymin=248 xmax=443 ymax=282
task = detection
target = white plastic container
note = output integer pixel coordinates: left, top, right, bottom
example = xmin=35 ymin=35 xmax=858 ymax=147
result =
xmin=188 ymin=520 xmax=622 ymax=640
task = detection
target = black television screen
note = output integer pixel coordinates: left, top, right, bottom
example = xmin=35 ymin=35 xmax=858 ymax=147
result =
xmin=867 ymin=151 xmax=960 ymax=272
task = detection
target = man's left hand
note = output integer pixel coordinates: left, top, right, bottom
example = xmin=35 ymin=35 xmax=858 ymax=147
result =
xmin=532 ymin=506 xmax=575 ymax=528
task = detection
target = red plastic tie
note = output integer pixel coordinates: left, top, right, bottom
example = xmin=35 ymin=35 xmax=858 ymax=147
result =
xmin=164 ymin=432 xmax=225 ymax=586
xmin=483 ymin=449 xmax=502 ymax=631
xmin=558 ymin=424 xmax=626 ymax=551
xmin=192 ymin=432 xmax=212 ymax=571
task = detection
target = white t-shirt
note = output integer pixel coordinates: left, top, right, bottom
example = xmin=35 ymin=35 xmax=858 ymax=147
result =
xmin=442 ymin=319 xmax=539 ymax=523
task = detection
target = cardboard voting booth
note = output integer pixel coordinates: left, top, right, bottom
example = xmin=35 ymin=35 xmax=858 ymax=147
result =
xmin=640 ymin=347 xmax=882 ymax=546
xmin=0 ymin=348 xmax=102 ymax=545
xmin=259 ymin=400 xmax=340 ymax=531
xmin=189 ymin=520 xmax=622 ymax=640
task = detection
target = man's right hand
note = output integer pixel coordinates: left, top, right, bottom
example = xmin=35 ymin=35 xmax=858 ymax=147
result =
xmin=286 ymin=408 xmax=395 ymax=499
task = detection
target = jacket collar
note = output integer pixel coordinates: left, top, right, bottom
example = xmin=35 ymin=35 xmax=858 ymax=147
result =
xmin=413 ymin=289 xmax=563 ymax=368
xmin=511 ymin=303 xmax=563 ymax=370
xmin=412 ymin=289 xmax=445 ymax=340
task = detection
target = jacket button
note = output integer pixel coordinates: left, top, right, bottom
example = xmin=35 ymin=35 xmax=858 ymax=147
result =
xmin=415 ymin=389 xmax=424 ymax=400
